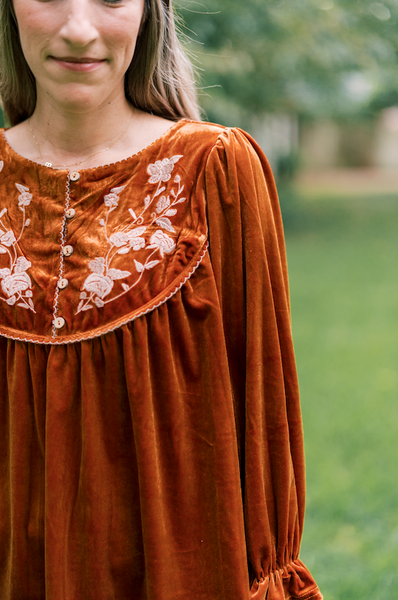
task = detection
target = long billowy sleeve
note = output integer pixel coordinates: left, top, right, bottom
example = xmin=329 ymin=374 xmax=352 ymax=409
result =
xmin=205 ymin=128 xmax=323 ymax=600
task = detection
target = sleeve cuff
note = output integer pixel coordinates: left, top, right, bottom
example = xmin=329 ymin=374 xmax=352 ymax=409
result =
xmin=250 ymin=560 xmax=323 ymax=600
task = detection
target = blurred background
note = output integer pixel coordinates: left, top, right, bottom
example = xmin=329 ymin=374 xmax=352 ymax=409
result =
xmin=178 ymin=1 xmax=398 ymax=598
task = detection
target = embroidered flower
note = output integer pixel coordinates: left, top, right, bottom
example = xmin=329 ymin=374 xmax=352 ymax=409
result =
xmin=104 ymin=193 xmax=119 ymax=208
xmin=1 ymin=272 xmax=32 ymax=297
xmin=125 ymin=226 xmax=147 ymax=250
xmin=147 ymin=230 xmax=176 ymax=257
xmin=109 ymin=232 xmax=129 ymax=247
xmin=18 ymin=192 xmax=32 ymax=207
xmin=0 ymin=230 xmax=16 ymax=247
xmin=0 ymin=182 xmax=35 ymax=313
xmin=129 ymin=237 xmax=145 ymax=251
xmin=156 ymin=195 xmax=170 ymax=213
xmin=104 ymin=186 xmax=125 ymax=208
xmin=147 ymin=156 xmax=183 ymax=184
xmin=83 ymin=273 xmax=114 ymax=299
xmin=89 ymin=257 xmax=106 ymax=275
xmin=14 ymin=256 xmax=31 ymax=274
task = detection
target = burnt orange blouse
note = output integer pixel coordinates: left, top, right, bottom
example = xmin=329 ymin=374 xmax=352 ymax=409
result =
xmin=0 ymin=120 xmax=322 ymax=600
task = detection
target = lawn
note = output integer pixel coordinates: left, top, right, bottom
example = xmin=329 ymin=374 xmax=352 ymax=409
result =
xmin=282 ymin=191 xmax=398 ymax=600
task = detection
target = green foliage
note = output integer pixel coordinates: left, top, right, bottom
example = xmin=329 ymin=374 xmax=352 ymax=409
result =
xmin=178 ymin=0 xmax=398 ymax=123
xmin=284 ymin=192 xmax=398 ymax=599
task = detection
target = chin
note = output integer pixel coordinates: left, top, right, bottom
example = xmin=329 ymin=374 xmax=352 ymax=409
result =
xmin=51 ymin=85 xmax=119 ymax=115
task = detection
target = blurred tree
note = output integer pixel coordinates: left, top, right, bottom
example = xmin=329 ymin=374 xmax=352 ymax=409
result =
xmin=178 ymin=0 xmax=398 ymax=125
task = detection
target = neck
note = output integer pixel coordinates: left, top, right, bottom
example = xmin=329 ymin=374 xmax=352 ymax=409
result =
xmin=28 ymin=92 xmax=135 ymax=168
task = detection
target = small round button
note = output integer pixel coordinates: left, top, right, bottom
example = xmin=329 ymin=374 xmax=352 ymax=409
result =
xmin=63 ymin=245 xmax=74 ymax=257
xmin=69 ymin=171 xmax=80 ymax=182
xmin=57 ymin=278 xmax=69 ymax=290
xmin=53 ymin=317 xmax=66 ymax=330
xmin=65 ymin=208 xmax=76 ymax=219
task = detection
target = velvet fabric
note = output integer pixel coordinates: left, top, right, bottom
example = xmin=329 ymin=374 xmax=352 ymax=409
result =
xmin=0 ymin=120 xmax=323 ymax=600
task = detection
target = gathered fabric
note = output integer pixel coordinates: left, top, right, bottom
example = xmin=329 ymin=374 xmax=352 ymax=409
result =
xmin=0 ymin=120 xmax=322 ymax=600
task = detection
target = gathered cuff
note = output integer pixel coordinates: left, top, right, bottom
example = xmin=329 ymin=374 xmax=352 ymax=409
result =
xmin=250 ymin=560 xmax=323 ymax=600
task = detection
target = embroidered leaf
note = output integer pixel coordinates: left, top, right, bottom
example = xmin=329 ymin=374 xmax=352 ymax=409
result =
xmin=6 ymin=296 xmax=16 ymax=305
xmin=16 ymin=183 xmax=29 ymax=194
xmin=0 ymin=161 xmax=3 ymax=172
xmin=129 ymin=208 xmax=137 ymax=220
xmin=175 ymin=197 xmax=186 ymax=204
xmin=25 ymin=290 xmax=33 ymax=298
xmin=110 ymin=232 xmax=128 ymax=247
xmin=134 ymin=260 xmax=145 ymax=273
xmin=145 ymin=260 xmax=160 ymax=270
xmin=107 ymin=268 xmax=131 ymax=280
xmin=99 ymin=219 xmax=105 ymax=226
xmin=110 ymin=186 xmax=125 ymax=194
xmin=165 ymin=209 xmax=177 ymax=217
xmin=117 ymin=247 xmax=130 ymax=255
xmin=144 ymin=195 xmax=151 ymax=208
xmin=155 ymin=217 xmax=175 ymax=233
xmin=28 ymin=298 xmax=34 ymax=309
xmin=170 ymin=155 xmax=183 ymax=164
xmin=0 ymin=209 xmax=7 ymax=218
xmin=154 ymin=186 xmax=166 ymax=198
xmin=94 ymin=297 xmax=105 ymax=308
xmin=80 ymin=292 xmax=87 ymax=299
xmin=17 ymin=302 xmax=29 ymax=309
xmin=126 ymin=226 xmax=146 ymax=238
xmin=0 ymin=246 xmax=7 ymax=255
xmin=82 ymin=304 xmax=93 ymax=311
xmin=77 ymin=299 xmax=84 ymax=312
xmin=170 ymin=189 xmax=176 ymax=197
xmin=25 ymin=219 xmax=30 ymax=227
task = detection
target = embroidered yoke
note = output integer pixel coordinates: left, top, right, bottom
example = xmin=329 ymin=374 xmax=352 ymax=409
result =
xmin=0 ymin=120 xmax=323 ymax=600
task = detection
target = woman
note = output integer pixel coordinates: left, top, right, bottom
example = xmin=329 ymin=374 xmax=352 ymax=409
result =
xmin=0 ymin=0 xmax=322 ymax=599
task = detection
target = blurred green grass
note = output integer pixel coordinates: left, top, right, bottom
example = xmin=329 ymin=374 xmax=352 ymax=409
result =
xmin=282 ymin=190 xmax=398 ymax=600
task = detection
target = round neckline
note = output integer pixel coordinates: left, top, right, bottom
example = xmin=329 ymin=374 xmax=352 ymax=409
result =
xmin=1 ymin=118 xmax=189 ymax=174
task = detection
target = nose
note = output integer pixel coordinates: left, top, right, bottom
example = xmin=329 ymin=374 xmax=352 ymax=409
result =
xmin=59 ymin=0 xmax=98 ymax=48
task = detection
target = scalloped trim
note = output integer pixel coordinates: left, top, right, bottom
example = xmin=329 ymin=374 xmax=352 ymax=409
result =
xmin=1 ymin=120 xmax=188 ymax=173
xmin=0 ymin=241 xmax=208 ymax=345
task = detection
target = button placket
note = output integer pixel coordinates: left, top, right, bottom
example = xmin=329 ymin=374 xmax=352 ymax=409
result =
xmin=52 ymin=173 xmax=81 ymax=337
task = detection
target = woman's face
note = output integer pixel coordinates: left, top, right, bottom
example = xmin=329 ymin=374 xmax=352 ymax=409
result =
xmin=12 ymin=0 xmax=145 ymax=114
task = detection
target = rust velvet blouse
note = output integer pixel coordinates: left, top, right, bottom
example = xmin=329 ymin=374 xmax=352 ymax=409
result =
xmin=0 ymin=120 xmax=322 ymax=600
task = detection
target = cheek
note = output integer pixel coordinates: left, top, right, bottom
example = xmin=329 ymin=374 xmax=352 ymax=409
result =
xmin=108 ymin=25 xmax=141 ymax=66
xmin=13 ymin=7 xmax=52 ymax=63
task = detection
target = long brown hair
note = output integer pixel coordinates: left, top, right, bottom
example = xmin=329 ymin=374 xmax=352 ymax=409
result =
xmin=0 ymin=0 xmax=201 ymax=126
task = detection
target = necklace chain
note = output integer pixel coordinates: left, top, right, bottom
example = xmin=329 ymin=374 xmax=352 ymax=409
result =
xmin=27 ymin=113 xmax=133 ymax=170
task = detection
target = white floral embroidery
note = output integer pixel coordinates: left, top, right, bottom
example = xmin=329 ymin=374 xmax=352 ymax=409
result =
xmin=77 ymin=155 xmax=185 ymax=314
xmin=147 ymin=156 xmax=181 ymax=184
xmin=0 ymin=172 xmax=35 ymax=313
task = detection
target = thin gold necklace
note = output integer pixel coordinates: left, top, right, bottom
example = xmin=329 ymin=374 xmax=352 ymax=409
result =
xmin=27 ymin=112 xmax=133 ymax=170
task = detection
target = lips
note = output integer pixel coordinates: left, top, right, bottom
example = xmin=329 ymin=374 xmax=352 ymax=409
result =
xmin=50 ymin=56 xmax=106 ymax=72
xmin=54 ymin=57 xmax=104 ymax=63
